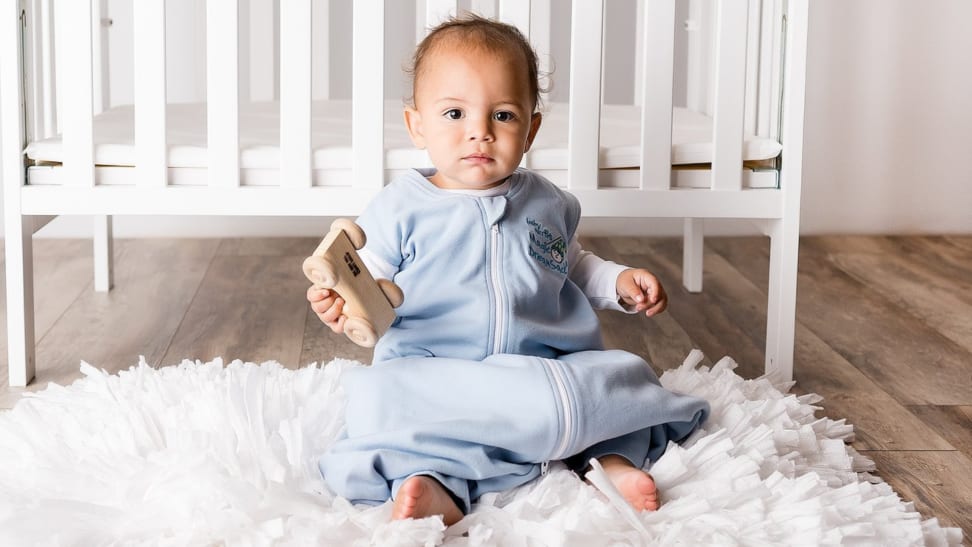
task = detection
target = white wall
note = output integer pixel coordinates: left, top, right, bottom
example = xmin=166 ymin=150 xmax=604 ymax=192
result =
xmin=800 ymin=0 xmax=972 ymax=234
xmin=4 ymin=0 xmax=972 ymax=238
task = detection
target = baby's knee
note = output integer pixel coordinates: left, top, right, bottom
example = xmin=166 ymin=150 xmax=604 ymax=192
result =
xmin=341 ymin=367 xmax=406 ymax=434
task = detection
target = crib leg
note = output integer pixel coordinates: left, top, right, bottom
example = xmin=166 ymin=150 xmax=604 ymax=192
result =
xmin=5 ymin=216 xmax=37 ymax=387
xmin=765 ymin=218 xmax=799 ymax=382
xmin=682 ymin=218 xmax=703 ymax=293
xmin=93 ymin=215 xmax=114 ymax=292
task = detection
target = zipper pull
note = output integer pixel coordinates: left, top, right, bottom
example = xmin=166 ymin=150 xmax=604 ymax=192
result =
xmin=540 ymin=461 xmax=549 ymax=475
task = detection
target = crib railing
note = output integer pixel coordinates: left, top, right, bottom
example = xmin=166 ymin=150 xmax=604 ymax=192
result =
xmin=2 ymin=0 xmax=809 ymax=386
xmin=19 ymin=0 xmax=791 ymax=196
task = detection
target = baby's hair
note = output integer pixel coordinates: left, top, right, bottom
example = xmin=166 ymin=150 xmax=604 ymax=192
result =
xmin=405 ymin=13 xmax=547 ymax=112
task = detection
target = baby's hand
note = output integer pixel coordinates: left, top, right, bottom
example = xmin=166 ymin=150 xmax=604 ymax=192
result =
xmin=616 ymin=269 xmax=668 ymax=317
xmin=307 ymin=285 xmax=347 ymax=334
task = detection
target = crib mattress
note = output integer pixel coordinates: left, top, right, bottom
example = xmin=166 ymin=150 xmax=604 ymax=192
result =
xmin=25 ymin=100 xmax=781 ymax=171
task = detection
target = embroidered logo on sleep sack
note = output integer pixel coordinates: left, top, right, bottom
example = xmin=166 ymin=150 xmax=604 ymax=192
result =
xmin=527 ymin=218 xmax=568 ymax=274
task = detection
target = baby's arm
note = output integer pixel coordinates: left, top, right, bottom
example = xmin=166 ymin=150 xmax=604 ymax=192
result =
xmin=568 ymin=238 xmax=667 ymax=316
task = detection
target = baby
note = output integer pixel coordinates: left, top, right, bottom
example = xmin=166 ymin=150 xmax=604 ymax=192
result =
xmin=308 ymin=15 xmax=709 ymax=525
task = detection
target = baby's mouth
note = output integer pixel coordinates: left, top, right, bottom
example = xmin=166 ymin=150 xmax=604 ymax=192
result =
xmin=463 ymin=153 xmax=493 ymax=163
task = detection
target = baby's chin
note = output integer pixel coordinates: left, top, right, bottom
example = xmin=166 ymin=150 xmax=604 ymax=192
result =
xmin=430 ymin=173 xmax=512 ymax=191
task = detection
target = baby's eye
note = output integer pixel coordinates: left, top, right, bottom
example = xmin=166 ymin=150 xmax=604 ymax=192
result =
xmin=493 ymin=111 xmax=516 ymax=122
xmin=443 ymin=109 xmax=463 ymax=120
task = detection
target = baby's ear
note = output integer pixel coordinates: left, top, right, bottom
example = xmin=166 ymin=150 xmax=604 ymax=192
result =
xmin=524 ymin=112 xmax=543 ymax=152
xmin=403 ymin=107 xmax=426 ymax=149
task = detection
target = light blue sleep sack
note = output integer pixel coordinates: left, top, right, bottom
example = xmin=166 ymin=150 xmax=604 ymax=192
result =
xmin=318 ymin=169 xmax=710 ymax=513
xmin=320 ymin=351 xmax=709 ymax=513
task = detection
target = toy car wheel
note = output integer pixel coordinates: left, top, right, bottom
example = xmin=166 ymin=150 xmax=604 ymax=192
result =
xmin=331 ymin=218 xmax=367 ymax=250
xmin=302 ymin=255 xmax=339 ymax=289
xmin=378 ymin=279 xmax=404 ymax=308
xmin=344 ymin=316 xmax=378 ymax=347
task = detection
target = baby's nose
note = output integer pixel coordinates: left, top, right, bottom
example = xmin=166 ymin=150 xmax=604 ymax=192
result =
xmin=466 ymin=118 xmax=494 ymax=142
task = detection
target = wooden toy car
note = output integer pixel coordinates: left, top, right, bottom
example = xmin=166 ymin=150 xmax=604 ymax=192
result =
xmin=302 ymin=219 xmax=404 ymax=347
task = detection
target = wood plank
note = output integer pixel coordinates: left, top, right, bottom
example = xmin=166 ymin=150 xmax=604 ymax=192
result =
xmin=827 ymin=251 xmax=972 ymax=354
xmin=161 ymin=245 xmax=310 ymax=368
xmin=862 ymin=450 xmax=972 ymax=536
xmin=645 ymin=236 xmax=953 ymax=451
xmin=709 ymin=236 xmax=972 ymax=406
xmin=886 ymin=236 xmax=972 ymax=287
xmin=943 ymin=235 xmax=972 ymax=253
xmin=1 ymin=239 xmax=220 ymax=407
xmin=909 ymin=405 xmax=972 ymax=460
xmin=809 ymin=235 xmax=972 ymax=287
xmin=786 ymin=332 xmax=955 ymax=452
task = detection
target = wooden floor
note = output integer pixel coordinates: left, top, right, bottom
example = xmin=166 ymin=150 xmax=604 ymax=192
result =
xmin=1 ymin=235 xmax=970 ymax=537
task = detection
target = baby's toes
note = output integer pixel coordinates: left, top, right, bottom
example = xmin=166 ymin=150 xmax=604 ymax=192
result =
xmin=644 ymin=494 xmax=659 ymax=511
xmin=637 ymin=473 xmax=659 ymax=511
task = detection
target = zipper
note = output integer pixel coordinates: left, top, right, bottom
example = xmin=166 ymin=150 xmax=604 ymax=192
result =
xmin=490 ymin=223 xmax=505 ymax=355
xmin=542 ymin=358 xmax=574 ymax=461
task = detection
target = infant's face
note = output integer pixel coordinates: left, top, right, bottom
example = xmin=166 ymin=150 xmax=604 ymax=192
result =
xmin=404 ymin=46 xmax=541 ymax=190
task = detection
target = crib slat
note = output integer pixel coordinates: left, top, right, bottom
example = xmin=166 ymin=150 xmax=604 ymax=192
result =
xmin=710 ymin=0 xmax=748 ymax=191
xmin=28 ymin=0 xmax=42 ymax=140
xmin=352 ymin=0 xmax=384 ymax=189
xmin=638 ymin=0 xmax=675 ymax=190
xmin=2 ymin=7 xmax=26 ymax=184
xmin=530 ymin=0 xmax=551 ymax=100
xmin=134 ymin=0 xmax=168 ymax=188
xmin=756 ymin=0 xmax=775 ymax=137
xmin=312 ymin=0 xmax=330 ymax=100
xmin=91 ymin=0 xmax=107 ymax=114
xmin=206 ymin=0 xmax=240 ymax=188
xmin=471 ymin=0 xmax=495 ymax=19
xmin=40 ymin=0 xmax=56 ymax=137
xmin=246 ymin=0 xmax=275 ymax=102
xmin=744 ymin=0 xmax=761 ymax=137
xmin=764 ymin=0 xmax=785 ymax=142
xmin=57 ymin=0 xmax=95 ymax=187
xmin=499 ymin=2 xmax=530 ymax=36
xmin=280 ymin=0 xmax=312 ymax=188
xmin=567 ymin=0 xmax=603 ymax=191
xmin=425 ymin=0 xmax=457 ymax=29
xmin=685 ymin=0 xmax=715 ymax=115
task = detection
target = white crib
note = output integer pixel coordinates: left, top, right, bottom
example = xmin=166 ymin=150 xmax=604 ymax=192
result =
xmin=1 ymin=0 xmax=808 ymax=387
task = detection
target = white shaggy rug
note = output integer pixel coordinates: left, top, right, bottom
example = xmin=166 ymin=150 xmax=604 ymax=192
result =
xmin=0 ymin=351 xmax=962 ymax=547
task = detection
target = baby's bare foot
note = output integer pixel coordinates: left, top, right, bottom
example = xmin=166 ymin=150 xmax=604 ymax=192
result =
xmin=597 ymin=455 xmax=659 ymax=511
xmin=392 ymin=475 xmax=464 ymax=525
